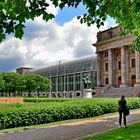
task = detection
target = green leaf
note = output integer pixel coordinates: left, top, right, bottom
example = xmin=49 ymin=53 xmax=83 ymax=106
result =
xmin=15 ymin=24 xmax=25 ymax=39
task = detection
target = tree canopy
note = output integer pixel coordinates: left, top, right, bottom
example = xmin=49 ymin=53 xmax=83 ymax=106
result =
xmin=0 ymin=0 xmax=139 ymax=50
xmin=0 ymin=72 xmax=50 ymax=97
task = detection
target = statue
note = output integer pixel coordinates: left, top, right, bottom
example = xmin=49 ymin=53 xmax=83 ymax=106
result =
xmin=83 ymin=76 xmax=91 ymax=89
xmin=82 ymin=76 xmax=93 ymax=98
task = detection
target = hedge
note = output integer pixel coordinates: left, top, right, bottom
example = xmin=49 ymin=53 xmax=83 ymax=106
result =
xmin=24 ymin=98 xmax=71 ymax=102
xmin=0 ymin=98 xmax=140 ymax=130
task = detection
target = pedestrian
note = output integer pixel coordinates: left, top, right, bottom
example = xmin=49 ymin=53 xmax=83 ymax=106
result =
xmin=118 ymin=95 xmax=127 ymax=128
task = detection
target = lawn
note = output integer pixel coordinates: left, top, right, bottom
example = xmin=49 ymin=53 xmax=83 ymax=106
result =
xmin=84 ymin=122 xmax=140 ymax=140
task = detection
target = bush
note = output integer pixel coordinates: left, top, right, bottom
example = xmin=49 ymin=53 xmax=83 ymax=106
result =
xmin=0 ymin=98 xmax=140 ymax=130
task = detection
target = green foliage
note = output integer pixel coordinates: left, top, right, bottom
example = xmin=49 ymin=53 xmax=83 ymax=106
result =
xmin=56 ymin=0 xmax=140 ymax=50
xmin=22 ymin=73 xmax=50 ymax=96
xmin=0 ymin=98 xmax=140 ymax=130
xmin=1 ymin=72 xmax=20 ymax=94
xmin=0 ymin=0 xmax=54 ymax=41
xmin=0 ymin=75 xmax=5 ymax=91
xmin=0 ymin=72 xmax=50 ymax=96
xmin=0 ymin=0 xmax=139 ymax=50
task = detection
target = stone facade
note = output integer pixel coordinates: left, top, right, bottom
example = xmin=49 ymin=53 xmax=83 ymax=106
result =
xmin=94 ymin=26 xmax=139 ymax=88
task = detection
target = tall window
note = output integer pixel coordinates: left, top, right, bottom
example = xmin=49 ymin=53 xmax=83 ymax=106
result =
xmin=104 ymin=52 xmax=108 ymax=58
xmin=105 ymin=78 xmax=109 ymax=84
xmin=131 ymin=59 xmax=135 ymax=68
xmin=68 ymin=75 xmax=73 ymax=91
xmin=118 ymin=61 xmax=121 ymax=69
xmin=105 ymin=63 xmax=108 ymax=71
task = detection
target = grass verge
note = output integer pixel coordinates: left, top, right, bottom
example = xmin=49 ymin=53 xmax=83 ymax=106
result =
xmin=83 ymin=122 xmax=140 ymax=140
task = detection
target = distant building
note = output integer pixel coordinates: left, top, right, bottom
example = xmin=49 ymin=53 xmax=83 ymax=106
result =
xmin=16 ymin=57 xmax=97 ymax=98
xmin=16 ymin=67 xmax=34 ymax=74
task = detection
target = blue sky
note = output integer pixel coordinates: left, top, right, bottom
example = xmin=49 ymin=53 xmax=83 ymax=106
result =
xmin=0 ymin=3 xmax=116 ymax=72
xmin=55 ymin=3 xmax=87 ymax=25
xmin=55 ymin=4 xmax=116 ymax=27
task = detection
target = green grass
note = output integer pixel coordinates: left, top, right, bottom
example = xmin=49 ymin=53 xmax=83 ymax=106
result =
xmin=84 ymin=122 xmax=140 ymax=140
xmin=0 ymin=98 xmax=118 ymax=112
xmin=0 ymin=97 xmax=139 ymax=112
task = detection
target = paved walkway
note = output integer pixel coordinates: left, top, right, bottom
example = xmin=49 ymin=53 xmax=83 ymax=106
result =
xmin=0 ymin=109 xmax=140 ymax=140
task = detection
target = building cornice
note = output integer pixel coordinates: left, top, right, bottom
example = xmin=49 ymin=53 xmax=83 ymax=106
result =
xmin=93 ymin=35 xmax=135 ymax=52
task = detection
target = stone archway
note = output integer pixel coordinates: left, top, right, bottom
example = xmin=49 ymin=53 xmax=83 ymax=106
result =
xmin=70 ymin=93 xmax=73 ymax=98
xmin=118 ymin=76 xmax=121 ymax=88
xmin=131 ymin=75 xmax=136 ymax=87
xmin=105 ymin=78 xmax=109 ymax=85
xmin=76 ymin=92 xmax=80 ymax=97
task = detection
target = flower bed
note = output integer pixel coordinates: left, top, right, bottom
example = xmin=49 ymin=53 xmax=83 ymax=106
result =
xmin=0 ymin=97 xmax=23 ymax=104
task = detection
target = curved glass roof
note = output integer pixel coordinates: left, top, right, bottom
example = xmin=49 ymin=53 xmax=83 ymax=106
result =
xmin=28 ymin=56 xmax=97 ymax=77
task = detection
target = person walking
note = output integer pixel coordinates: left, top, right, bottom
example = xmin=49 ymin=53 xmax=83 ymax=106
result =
xmin=118 ymin=95 xmax=127 ymax=128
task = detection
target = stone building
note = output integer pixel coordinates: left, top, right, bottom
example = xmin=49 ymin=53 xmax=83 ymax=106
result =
xmin=16 ymin=67 xmax=34 ymax=74
xmin=93 ymin=26 xmax=140 ymax=88
xmin=16 ymin=26 xmax=140 ymax=97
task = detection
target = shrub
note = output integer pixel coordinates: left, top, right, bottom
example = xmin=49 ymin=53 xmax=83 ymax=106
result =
xmin=0 ymin=98 xmax=140 ymax=130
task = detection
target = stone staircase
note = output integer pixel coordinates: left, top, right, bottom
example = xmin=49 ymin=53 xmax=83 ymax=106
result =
xmin=94 ymin=87 xmax=140 ymax=98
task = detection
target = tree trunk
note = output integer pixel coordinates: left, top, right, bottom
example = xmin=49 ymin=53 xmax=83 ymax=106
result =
xmin=37 ymin=90 xmax=39 ymax=97
xmin=28 ymin=91 xmax=31 ymax=97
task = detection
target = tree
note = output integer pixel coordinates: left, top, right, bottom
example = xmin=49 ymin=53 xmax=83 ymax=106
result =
xmin=22 ymin=73 xmax=50 ymax=97
xmin=16 ymin=74 xmax=27 ymax=96
xmin=0 ymin=72 xmax=50 ymax=97
xmin=34 ymin=75 xmax=50 ymax=97
xmin=0 ymin=0 xmax=54 ymax=42
xmin=0 ymin=74 xmax=5 ymax=96
xmin=1 ymin=72 xmax=20 ymax=96
xmin=0 ymin=0 xmax=139 ymax=50
xmin=23 ymin=74 xmax=38 ymax=97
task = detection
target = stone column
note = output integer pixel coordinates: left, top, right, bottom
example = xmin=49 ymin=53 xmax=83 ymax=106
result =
xmin=97 ymin=52 xmax=101 ymax=86
xmin=112 ymin=49 xmax=115 ymax=86
xmin=121 ymin=46 xmax=126 ymax=87
xmin=108 ymin=49 xmax=113 ymax=86
xmin=125 ymin=48 xmax=129 ymax=85
xmin=135 ymin=51 xmax=140 ymax=86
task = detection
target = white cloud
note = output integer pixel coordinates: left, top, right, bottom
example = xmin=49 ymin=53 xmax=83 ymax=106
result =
xmin=0 ymin=14 xmax=108 ymax=72
xmin=47 ymin=1 xmax=59 ymax=16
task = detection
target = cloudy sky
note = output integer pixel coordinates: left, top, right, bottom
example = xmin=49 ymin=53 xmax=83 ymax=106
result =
xmin=0 ymin=2 xmax=116 ymax=72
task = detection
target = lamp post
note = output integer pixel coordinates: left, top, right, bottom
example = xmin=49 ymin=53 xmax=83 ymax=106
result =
xmin=63 ymin=64 xmax=66 ymax=98
xmin=58 ymin=61 xmax=61 ymax=97
xmin=58 ymin=61 xmax=61 ymax=74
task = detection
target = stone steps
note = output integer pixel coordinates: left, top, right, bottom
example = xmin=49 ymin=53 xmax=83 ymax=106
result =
xmin=94 ymin=87 xmax=140 ymax=98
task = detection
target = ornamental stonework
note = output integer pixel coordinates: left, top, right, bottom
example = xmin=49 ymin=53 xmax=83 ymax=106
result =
xmin=94 ymin=26 xmax=139 ymax=88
